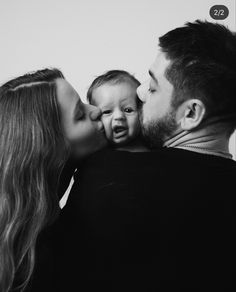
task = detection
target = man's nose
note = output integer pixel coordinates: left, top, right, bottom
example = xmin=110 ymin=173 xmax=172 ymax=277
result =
xmin=137 ymin=80 xmax=149 ymax=102
xmin=89 ymin=105 xmax=102 ymax=121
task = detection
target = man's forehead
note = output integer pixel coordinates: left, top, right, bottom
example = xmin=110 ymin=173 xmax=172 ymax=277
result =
xmin=150 ymin=51 xmax=170 ymax=74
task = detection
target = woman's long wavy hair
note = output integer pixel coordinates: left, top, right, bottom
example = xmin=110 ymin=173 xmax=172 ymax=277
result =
xmin=0 ymin=69 xmax=69 ymax=292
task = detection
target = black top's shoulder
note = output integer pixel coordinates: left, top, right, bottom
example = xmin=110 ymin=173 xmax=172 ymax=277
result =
xmin=64 ymin=148 xmax=236 ymax=290
xmin=30 ymin=148 xmax=236 ymax=291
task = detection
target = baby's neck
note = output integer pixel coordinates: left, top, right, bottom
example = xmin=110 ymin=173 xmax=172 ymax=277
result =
xmin=115 ymin=137 xmax=150 ymax=152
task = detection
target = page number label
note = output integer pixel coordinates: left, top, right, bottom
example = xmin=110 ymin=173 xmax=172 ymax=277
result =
xmin=210 ymin=5 xmax=229 ymax=20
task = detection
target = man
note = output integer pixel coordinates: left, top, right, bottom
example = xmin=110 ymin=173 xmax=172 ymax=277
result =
xmin=137 ymin=20 xmax=236 ymax=158
xmin=30 ymin=20 xmax=236 ymax=291
xmin=134 ymin=20 xmax=236 ymax=289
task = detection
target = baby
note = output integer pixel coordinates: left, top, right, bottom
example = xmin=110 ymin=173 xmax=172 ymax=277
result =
xmin=87 ymin=70 xmax=148 ymax=152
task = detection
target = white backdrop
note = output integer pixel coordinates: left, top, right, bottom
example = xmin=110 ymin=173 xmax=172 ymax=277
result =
xmin=0 ymin=0 xmax=235 ymax=158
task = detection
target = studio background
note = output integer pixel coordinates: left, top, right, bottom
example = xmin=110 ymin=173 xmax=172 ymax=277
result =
xmin=0 ymin=0 xmax=235 ymax=158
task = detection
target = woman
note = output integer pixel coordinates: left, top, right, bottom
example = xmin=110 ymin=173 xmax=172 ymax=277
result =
xmin=0 ymin=68 xmax=107 ymax=292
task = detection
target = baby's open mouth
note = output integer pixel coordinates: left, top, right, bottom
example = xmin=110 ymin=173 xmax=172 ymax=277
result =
xmin=114 ymin=126 xmax=126 ymax=133
xmin=113 ymin=125 xmax=128 ymax=138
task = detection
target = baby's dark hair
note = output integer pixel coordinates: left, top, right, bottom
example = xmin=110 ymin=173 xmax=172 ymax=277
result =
xmin=87 ymin=69 xmax=141 ymax=104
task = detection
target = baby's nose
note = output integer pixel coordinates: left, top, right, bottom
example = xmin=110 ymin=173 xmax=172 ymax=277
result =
xmin=114 ymin=109 xmax=125 ymax=120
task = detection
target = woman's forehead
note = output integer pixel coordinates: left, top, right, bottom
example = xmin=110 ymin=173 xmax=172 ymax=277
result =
xmin=56 ymin=78 xmax=76 ymax=96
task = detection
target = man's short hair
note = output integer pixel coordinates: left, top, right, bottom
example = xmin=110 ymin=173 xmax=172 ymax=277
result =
xmin=87 ymin=70 xmax=141 ymax=104
xmin=159 ymin=20 xmax=236 ymax=133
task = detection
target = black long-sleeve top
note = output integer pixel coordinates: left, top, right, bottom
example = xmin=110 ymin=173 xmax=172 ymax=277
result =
xmin=28 ymin=147 xmax=236 ymax=291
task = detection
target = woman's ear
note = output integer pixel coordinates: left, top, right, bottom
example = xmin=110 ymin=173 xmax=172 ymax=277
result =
xmin=178 ymin=99 xmax=206 ymax=130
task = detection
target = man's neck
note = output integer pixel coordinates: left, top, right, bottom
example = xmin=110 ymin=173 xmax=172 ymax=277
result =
xmin=164 ymin=122 xmax=232 ymax=159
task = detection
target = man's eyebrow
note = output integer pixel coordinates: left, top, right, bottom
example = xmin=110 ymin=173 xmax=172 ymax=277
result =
xmin=149 ymin=70 xmax=158 ymax=84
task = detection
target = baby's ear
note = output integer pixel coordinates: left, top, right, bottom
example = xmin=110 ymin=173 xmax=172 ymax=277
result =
xmin=178 ymin=99 xmax=206 ymax=130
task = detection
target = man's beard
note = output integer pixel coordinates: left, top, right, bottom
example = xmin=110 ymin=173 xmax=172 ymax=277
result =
xmin=139 ymin=108 xmax=178 ymax=149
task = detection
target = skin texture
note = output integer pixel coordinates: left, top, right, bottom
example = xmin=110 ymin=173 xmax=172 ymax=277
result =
xmin=91 ymin=82 xmax=140 ymax=146
xmin=56 ymin=78 xmax=107 ymax=159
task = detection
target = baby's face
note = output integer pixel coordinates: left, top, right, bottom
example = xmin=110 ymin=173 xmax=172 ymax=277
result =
xmin=91 ymin=82 xmax=140 ymax=146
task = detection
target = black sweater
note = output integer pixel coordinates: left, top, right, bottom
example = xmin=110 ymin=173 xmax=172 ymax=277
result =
xmin=28 ymin=147 xmax=236 ymax=291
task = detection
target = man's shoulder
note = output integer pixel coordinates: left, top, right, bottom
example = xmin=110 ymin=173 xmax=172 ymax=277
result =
xmin=83 ymin=146 xmax=165 ymax=163
xmin=86 ymin=146 xmax=236 ymax=165
xmin=73 ymin=147 xmax=236 ymax=186
xmin=75 ymin=147 xmax=166 ymax=176
xmin=76 ymin=146 xmax=236 ymax=174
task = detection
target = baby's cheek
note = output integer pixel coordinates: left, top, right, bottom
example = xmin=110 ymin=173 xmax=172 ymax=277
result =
xmin=102 ymin=117 xmax=111 ymax=129
xmin=101 ymin=119 xmax=111 ymax=139
xmin=131 ymin=115 xmax=141 ymax=134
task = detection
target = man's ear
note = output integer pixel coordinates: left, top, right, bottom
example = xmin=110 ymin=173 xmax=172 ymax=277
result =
xmin=178 ymin=99 xmax=206 ymax=130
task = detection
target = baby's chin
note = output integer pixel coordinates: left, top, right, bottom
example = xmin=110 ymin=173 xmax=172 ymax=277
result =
xmin=109 ymin=136 xmax=134 ymax=148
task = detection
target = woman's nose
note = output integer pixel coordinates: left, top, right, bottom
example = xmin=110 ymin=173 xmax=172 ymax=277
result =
xmin=89 ymin=105 xmax=102 ymax=121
